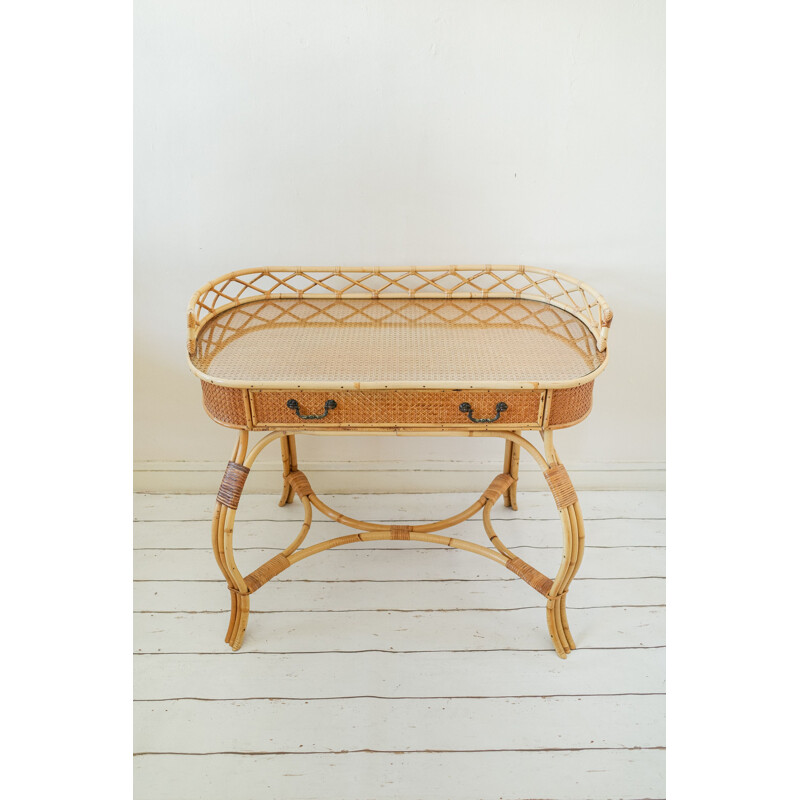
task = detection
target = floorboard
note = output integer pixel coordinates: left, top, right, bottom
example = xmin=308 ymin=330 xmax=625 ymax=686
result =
xmin=135 ymin=649 xmax=666 ymax=700
xmin=133 ymin=491 xmax=665 ymax=800
xmin=135 ymin=695 xmax=666 ymax=752
xmin=134 ymin=576 xmax=665 ymax=612
xmin=134 ymin=750 xmax=666 ymax=800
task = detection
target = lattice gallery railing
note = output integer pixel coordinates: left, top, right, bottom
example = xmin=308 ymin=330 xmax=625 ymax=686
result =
xmin=187 ymin=266 xmax=613 ymax=356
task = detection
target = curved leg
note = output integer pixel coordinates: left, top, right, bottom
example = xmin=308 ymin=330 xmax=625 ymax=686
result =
xmin=211 ymin=433 xmax=248 ymax=647
xmin=211 ymin=431 xmax=252 ymax=650
xmin=213 ymin=430 xmax=310 ymax=650
xmin=207 ymin=427 xmax=584 ymax=659
xmin=279 ymin=434 xmax=298 ymax=506
xmin=481 ymin=430 xmax=583 ymax=658
xmin=502 ymin=435 xmax=520 ymax=510
xmin=541 ymin=429 xmax=582 ymax=656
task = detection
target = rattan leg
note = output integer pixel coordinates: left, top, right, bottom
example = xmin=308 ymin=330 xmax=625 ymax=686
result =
xmin=483 ymin=430 xmax=583 ymax=658
xmin=213 ymin=430 xmax=306 ymax=650
xmin=219 ymin=508 xmax=250 ymax=650
xmin=212 ymin=431 xmax=258 ymax=650
xmin=212 ymin=433 xmax=247 ymax=645
xmin=279 ymin=434 xmax=298 ymax=506
xmin=224 ymin=589 xmax=238 ymax=643
xmin=502 ymin=435 xmax=520 ymax=510
xmin=230 ymin=593 xmax=250 ymax=651
xmin=541 ymin=429 xmax=583 ymax=657
xmin=207 ymin=427 xmax=585 ymax=659
xmin=547 ymin=509 xmax=574 ymax=655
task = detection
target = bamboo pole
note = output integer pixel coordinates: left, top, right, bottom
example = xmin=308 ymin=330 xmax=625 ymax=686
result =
xmin=278 ymin=434 xmax=297 ymax=506
xmin=307 ymin=494 xmax=390 ymax=532
xmin=281 ymin=494 xmax=313 ymax=556
xmin=211 ymin=431 xmax=249 ymax=646
xmin=503 ymin=435 xmax=520 ymax=510
xmin=230 ymin=594 xmax=250 ymax=651
xmin=286 ymin=530 xmax=508 ymax=567
xmin=541 ymin=429 xmax=584 ymax=656
xmin=401 ymin=501 xmax=487 ymax=534
xmin=287 ymin=435 xmax=298 ymax=493
xmin=218 ymin=430 xmax=286 ymax=650
xmin=482 ymin=502 xmax=515 ymax=560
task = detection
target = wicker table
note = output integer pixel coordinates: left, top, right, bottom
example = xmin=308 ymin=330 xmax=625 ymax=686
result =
xmin=187 ymin=266 xmax=612 ymax=658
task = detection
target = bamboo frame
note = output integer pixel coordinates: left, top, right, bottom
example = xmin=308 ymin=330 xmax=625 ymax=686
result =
xmin=210 ymin=427 xmax=586 ymax=658
xmin=278 ymin=433 xmax=297 ymax=506
xmin=503 ymin=435 xmax=521 ymax=510
xmin=193 ymin=265 xmax=610 ymax=659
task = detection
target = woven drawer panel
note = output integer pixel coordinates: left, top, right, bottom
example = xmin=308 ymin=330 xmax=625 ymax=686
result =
xmin=547 ymin=382 xmax=594 ymax=428
xmin=200 ymin=382 xmax=595 ymax=430
xmin=201 ymin=382 xmax=249 ymax=428
xmin=250 ymin=390 xmax=545 ymax=428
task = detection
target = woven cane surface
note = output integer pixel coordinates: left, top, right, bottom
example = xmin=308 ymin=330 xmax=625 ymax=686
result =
xmin=249 ymin=388 xmax=544 ymax=428
xmin=192 ymin=296 xmax=605 ymax=387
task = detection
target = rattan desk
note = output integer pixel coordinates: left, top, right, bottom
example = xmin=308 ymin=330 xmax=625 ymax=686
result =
xmin=187 ymin=266 xmax=612 ymax=658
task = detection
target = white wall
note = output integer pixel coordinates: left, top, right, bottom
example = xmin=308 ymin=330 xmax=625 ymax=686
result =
xmin=134 ymin=0 xmax=664 ymax=490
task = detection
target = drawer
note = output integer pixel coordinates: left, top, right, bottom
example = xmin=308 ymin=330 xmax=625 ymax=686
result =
xmin=249 ymin=389 xmax=546 ymax=428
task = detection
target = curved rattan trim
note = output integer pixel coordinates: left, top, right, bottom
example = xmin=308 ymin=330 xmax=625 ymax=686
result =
xmin=189 ymin=359 xmax=607 ymax=391
xmin=187 ymin=266 xmax=613 ymax=375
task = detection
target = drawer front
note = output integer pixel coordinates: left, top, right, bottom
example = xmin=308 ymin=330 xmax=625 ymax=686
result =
xmin=250 ymin=390 xmax=545 ymax=428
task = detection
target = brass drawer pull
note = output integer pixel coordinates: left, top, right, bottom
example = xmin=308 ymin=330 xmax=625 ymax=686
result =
xmin=287 ymin=398 xmax=337 ymax=420
xmin=459 ymin=401 xmax=508 ymax=424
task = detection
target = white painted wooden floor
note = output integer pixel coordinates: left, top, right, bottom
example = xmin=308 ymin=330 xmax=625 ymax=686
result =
xmin=134 ymin=490 xmax=665 ymax=800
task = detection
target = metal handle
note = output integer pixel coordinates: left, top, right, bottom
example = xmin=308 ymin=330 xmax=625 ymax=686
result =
xmin=459 ymin=401 xmax=508 ymax=424
xmin=287 ymin=398 xmax=337 ymax=420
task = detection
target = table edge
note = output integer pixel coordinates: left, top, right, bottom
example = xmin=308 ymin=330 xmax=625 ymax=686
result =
xmin=186 ymin=353 xmax=609 ymax=391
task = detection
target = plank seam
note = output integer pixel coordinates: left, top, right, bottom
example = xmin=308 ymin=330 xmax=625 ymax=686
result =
xmin=134 ymin=746 xmax=666 ymax=755
xmin=134 ymin=645 xmax=667 ymax=655
xmin=134 ymin=605 xmax=665 ymax=613
xmin=135 ymin=692 xmax=666 ymax=701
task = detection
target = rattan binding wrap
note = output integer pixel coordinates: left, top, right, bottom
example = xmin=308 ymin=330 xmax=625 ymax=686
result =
xmin=544 ymin=464 xmax=579 ymax=510
xmin=216 ymin=462 xmax=250 ymax=509
xmin=286 ymin=470 xmax=313 ymax=498
xmin=481 ymin=473 xmax=515 ymax=504
xmin=505 ymin=557 xmax=554 ymax=597
xmin=244 ymin=553 xmax=290 ymax=593
xmin=390 ymin=525 xmax=411 ymax=540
